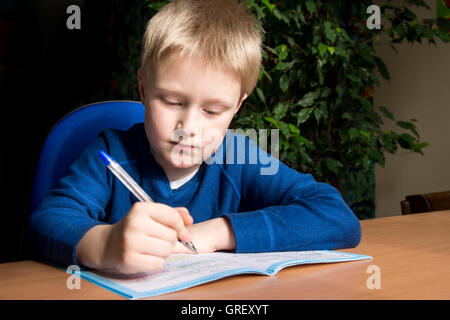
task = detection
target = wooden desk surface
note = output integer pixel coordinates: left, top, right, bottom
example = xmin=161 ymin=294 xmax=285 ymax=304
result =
xmin=1 ymin=210 xmax=449 ymax=300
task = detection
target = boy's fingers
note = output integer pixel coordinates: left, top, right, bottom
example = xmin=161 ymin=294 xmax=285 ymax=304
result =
xmin=142 ymin=218 xmax=178 ymax=244
xmin=174 ymin=207 xmax=194 ymax=226
xmin=141 ymin=203 xmax=192 ymax=242
xmin=137 ymin=236 xmax=174 ymax=258
xmin=122 ymin=253 xmax=166 ymax=274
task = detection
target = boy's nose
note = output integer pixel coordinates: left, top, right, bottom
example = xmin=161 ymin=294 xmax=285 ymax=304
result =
xmin=176 ymin=109 xmax=202 ymax=138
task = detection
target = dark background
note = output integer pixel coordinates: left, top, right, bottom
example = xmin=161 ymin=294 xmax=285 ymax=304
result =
xmin=0 ymin=0 xmax=124 ymax=263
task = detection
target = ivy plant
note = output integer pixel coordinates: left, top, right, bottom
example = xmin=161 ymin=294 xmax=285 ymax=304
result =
xmin=232 ymin=0 xmax=449 ymax=219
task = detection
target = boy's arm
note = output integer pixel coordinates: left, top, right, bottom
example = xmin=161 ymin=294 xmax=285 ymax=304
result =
xmin=27 ymin=135 xmax=112 ymax=267
xmin=222 ymin=138 xmax=361 ymax=253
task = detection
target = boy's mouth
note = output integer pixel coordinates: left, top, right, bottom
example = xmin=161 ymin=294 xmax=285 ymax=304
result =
xmin=170 ymin=141 xmax=201 ymax=149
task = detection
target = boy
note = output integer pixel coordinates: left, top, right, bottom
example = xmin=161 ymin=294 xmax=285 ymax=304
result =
xmin=28 ymin=0 xmax=361 ymax=275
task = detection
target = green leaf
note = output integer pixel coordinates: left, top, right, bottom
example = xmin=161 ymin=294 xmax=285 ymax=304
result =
xmin=263 ymin=116 xmax=278 ymax=126
xmin=261 ymin=0 xmax=276 ymax=12
xmin=288 ymin=123 xmax=300 ymax=135
xmin=327 ymin=46 xmax=335 ymax=55
xmin=398 ymin=133 xmax=414 ymax=149
xmin=354 ymin=94 xmax=374 ymax=111
xmin=374 ymin=56 xmax=390 ymax=80
xmin=334 ymin=46 xmax=349 ymax=61
xmin=359 ymin=130 xmax=371 ymax=141
xmin=324 ymin=21 xmax=337 ymax=42
xmin=299 ymin=135 xmax=316 ymax=150
xmin=336 ymin=85 xmax=345 ymax=97
xmin=273 ymin=8 xmax=290 ymax=24
xmin=148 ymin=1 xmax=169 ymax=11
xmin=249 ymin=1 xmax=265 ymax=20
xmin=264 ymin=45 xmax=278 ymax=55
xmin=342 ymin=112 xmax=352 ymax=120
xmin=411 ymin=141 xmax=430 ymax=152
xmin=273 ymin=102 xmax=289 ymax=120
xmin=297 ymin=108 xmax=312 ymax=126
xmin=278 ymin=121 xmax=290 ymax=136
xmin=318 ymin=100 xmax=328 ymax=119
xmin=348 ymin=127 xmax=358 ymax=140
xmin=402 ymin=8 xmax=417 ymax=22
xmin=397 ymin=121 xmax=419 ymax=138
xmin=275 ymin=61 xmax=295 ymax=71
xmin=360 ymin=155 xmax=372 ymax=169
xmin=261 ymin=66 xmax=272 ymax=82
xmin=424 ymin=27 xmax=433 ymax=40
xmin=279 ymin=74 xmax=289 ymax=92
xmin=325 ymin=158 xmax=343 ymax=175
xmin=369 ymin=149 xmax=385 ymax=166
xmin=320 ymin=87 xmax=331 ymax=98
xmin=305 ymin=0 xmax=317 ymax=14
xmin=296 ymin=91 xmax=319 ymax=107
xmin=274 ymin=44 xmax=288 ymax=61
xmin=395 ymin=24 xmax=407 ymax=38
xmin=359 ymin=45 xmax=374 ymax=64
xmin=256 ymin=87 xmax=266 ymax=104
xmin=382 ymin=132 xmax=398 ymax=153
xmin=317 ymin=43 xmax=327 ymax=55
xmin=378 ymin=106 xmax=395 ymax=121
xmin=346 ymin=74 xmax=363 ymax=86
xmin=313 ymin=107 xmax=323 ymax=121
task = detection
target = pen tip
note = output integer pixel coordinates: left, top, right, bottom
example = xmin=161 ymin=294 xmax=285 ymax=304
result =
xmin=98 ymin=150 xmax=114 ymax=165
xmin=191 ymin=242 xmax=198 ymax=255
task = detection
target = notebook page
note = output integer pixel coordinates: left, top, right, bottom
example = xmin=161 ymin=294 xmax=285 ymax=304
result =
xmin=81 ymin=250 xmax=371 ymax=298
xmin=202 ymin=251 xmax=369 ymax=271
xmin=85 ymin=253 xmax=247 ymax=295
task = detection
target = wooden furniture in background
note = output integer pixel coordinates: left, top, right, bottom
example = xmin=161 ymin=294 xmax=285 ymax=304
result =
xmin=401 ymin=191 xmax=450 ymax=214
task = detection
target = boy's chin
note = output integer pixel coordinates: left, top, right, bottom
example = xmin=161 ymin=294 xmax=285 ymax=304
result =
xmin=168 ymin=155 xmax=203 ymax=168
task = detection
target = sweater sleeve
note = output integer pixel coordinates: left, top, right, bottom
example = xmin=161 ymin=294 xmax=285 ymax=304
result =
xmin=222 ymin=137 xmax=361 ymax=253
xmin=27 ymin=134 xmax=112 ymax=267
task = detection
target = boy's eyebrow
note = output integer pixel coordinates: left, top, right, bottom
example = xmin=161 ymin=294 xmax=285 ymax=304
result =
xmin=154 ymin=87 xmax=185 ymax=98
xmin=202 ymin=98 xmax=234 ymax=109
xmin=156 ymin=87 xmax=235 ymax=109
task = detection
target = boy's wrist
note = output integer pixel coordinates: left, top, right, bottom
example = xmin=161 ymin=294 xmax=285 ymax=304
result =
xmin=76 ymin=224 xmax=112 ymax=269
xmin=213 ymin=217 xmax=236 ymax=251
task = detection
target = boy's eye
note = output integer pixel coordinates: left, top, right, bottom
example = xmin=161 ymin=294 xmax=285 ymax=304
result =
xmin=204 ymin=109 xmax=219 ymax=116
xmin=161 ymin=98 xmax=181 ymax=106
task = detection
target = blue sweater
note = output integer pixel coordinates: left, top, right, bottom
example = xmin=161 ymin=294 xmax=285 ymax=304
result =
xmin=28 ymin=123 xmax=361 ymax=267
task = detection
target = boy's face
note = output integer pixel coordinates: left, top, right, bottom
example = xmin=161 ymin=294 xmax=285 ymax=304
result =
xmin=138 ymin=52 xmax=246 ymax=180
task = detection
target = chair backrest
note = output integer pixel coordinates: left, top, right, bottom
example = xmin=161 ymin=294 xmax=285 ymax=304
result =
xmin=400 ymin=191 xmax=450 ymax=214
xmin=29 ymin=101 xmax=145 ymax=213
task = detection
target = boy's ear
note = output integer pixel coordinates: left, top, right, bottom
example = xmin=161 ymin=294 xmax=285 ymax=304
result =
xmin=137 ymin=69 xmax=146 ymax=105
xmin=235 ymin=93 xmax=248 ymax=114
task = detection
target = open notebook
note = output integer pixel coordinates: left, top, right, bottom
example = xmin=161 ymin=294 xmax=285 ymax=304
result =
xmin=75 ymin=250 xmax=371 ymax=299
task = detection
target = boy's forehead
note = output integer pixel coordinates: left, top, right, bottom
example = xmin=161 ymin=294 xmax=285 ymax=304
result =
xmin=157 ymin=51 xmax=237 ymax=77
xmin=148 ymin=52 xmax=242 ymax=98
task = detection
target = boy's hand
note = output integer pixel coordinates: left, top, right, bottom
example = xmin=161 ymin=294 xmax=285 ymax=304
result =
xmin=78 ymin=202 xmax=193 ymax=275
xmin=172 ymin=217 xmax=236 ymax=254
xmin=174 ymin=206 xmax=194 ymax=228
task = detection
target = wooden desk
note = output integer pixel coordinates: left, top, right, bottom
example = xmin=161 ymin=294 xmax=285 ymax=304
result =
xmin=1 ymin=210 xmax=449 ymax=300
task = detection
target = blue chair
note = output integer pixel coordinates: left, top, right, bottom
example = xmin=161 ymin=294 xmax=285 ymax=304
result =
xmin=29 ymin=101 xmax=145 ymax=214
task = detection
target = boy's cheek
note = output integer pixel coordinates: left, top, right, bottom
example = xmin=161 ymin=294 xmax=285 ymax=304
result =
xmin=202 ymin=127 xmax=226 ymax=148
xmin=201 ymin=142 xmax=219 ymax=160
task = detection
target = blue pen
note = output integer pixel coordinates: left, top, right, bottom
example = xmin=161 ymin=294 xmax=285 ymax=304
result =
xmin=98 ymin=150 xmax=198 ymax=254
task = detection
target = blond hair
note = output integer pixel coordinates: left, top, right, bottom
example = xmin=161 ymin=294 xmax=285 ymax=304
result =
xmin=139 ymin=0 xmax=263 ymax=96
